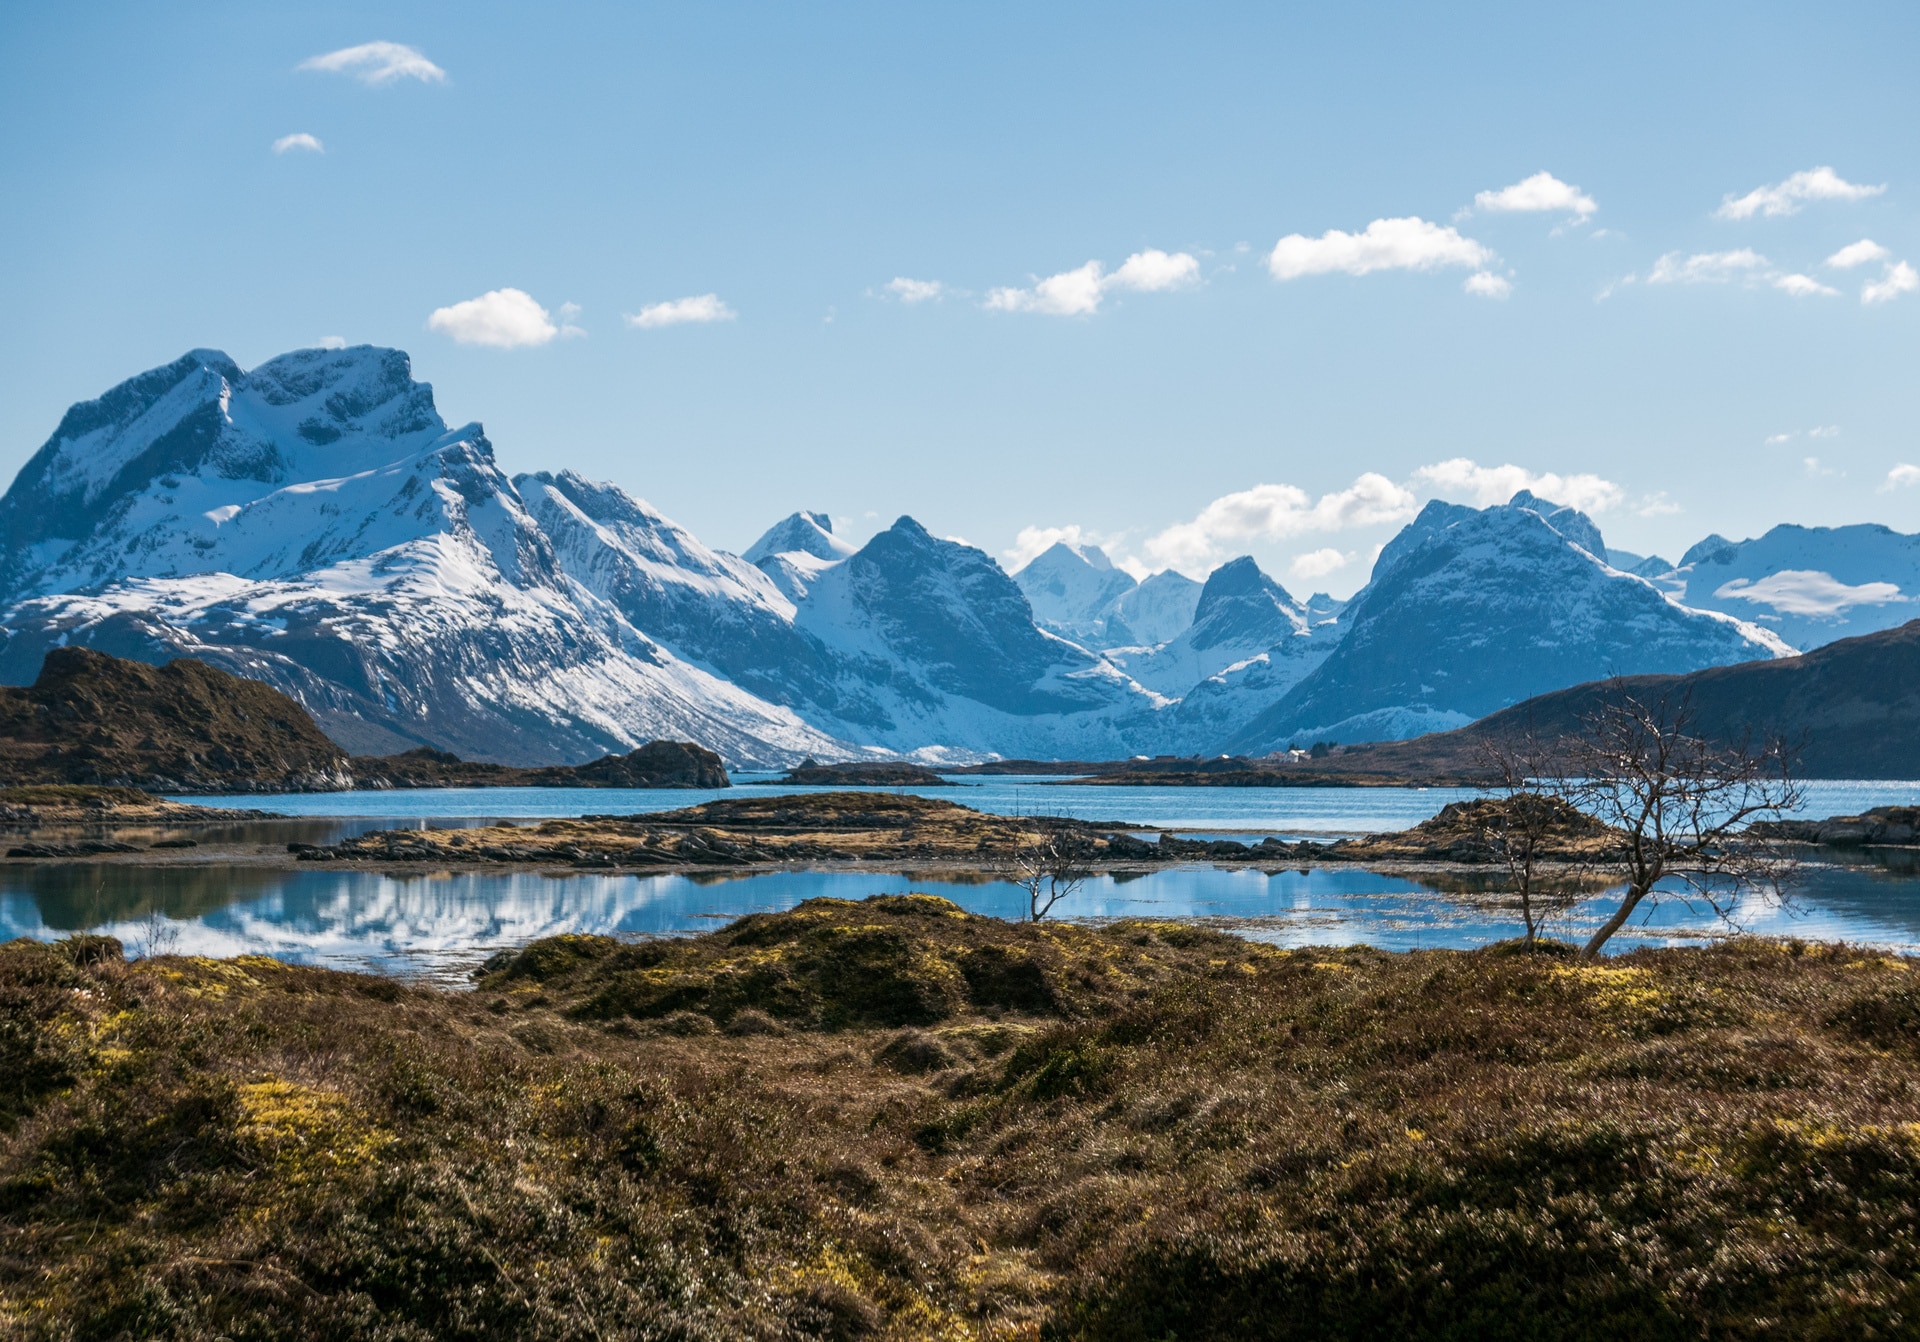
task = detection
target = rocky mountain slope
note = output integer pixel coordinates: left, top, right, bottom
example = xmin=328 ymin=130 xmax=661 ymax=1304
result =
xmin=789 ymin=517 xmax=1155 ymax=757
xmin=1224 ymin=492 xmax=1793 ymax=753
xmin=0 ymin=348 xmax=847 ymax=767
xmin=0 ymin=647 xmax=351 ymax=791
xmin=1295 ymin=617 xmax=1920 ymax=780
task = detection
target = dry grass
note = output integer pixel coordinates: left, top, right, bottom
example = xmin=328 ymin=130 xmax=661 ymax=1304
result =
xmin=4 ymin=899 xmax=1918 ymax=1339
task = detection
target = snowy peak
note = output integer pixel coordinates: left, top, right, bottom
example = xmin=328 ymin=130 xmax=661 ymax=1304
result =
xmin=521 ymin=469 xmax=784 ymax=604
xmin=1186 ymin=556 xmax=1306 ymax=650
xmin=1667 ymin=522 xmax=1920 ymax=650
xmin=744 ymin=510 xmax=854 ymax=564
xmin=1105 ymin=569 xmax=1202 ymax=648
xmin=1106 ymin=555 xmax=1333 ymax=702
xmin=0 ymin=345 xmax=456 ymax=601
xmin=1506 ymin=489 xmax=1606 ymax=558
xmin=742 ymin=510 xmax=855 ymax=600
xmin=1013 ymin=541 xmax=1136 ymax=643
xmin=802 ymin=516 xmax=1115 ymax=717
xmin=1225 ymin=492 xmax=1792 ymax=753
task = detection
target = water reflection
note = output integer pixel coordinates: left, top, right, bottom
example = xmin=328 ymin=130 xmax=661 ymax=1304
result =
xmin=3 ymin=857 xmax=1916 ymax=981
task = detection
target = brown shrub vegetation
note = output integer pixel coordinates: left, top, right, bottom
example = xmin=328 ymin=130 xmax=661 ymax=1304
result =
xmin=3 ymin=900 xmax=1918 ymax=1339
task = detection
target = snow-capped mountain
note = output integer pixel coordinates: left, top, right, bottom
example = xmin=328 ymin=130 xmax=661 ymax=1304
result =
xmin=1654 ymin=524 xmax=1920 ymax=651
xmin=1605 ymin=548 xmax=1678 ymax=581
xmin=789 ymin=518 xmax=1158 ymax=757
xmin=743 ymin=510 xmax=856 ymax=600
xmin=517 ymin=471 xmax=851 ymax=716
xmin=1014 ymin=542 xmax=1139 ymax=645
xmin=1224 ymin=491 xmax=1795 ymax=753
xmin=1105 ymin=569 xmax=1203 ymax=647
xmin=4 ymin=347 xmax=1880 ymax=768
xmin=1106 ymin=557 xmax=1340 ymax=698
xmin=1010 ymin=542 xmax=1205 ymax=651
xmin=0 ymin=348 xmax=850 ymax=766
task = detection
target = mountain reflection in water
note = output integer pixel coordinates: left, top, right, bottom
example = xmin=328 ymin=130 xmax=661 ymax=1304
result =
xmin=4 ymin=858 xmax=1917 ymax=981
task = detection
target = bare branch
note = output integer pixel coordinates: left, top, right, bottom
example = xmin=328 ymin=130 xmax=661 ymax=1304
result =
xmin=1550 ymin=682 xmax=1801 ymax=959
xmin=1007 ymin=826 xmax=1093 ymax=923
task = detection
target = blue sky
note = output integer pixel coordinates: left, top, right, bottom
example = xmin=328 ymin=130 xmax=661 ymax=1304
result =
xmin=1 ymin=1 xmax=1916 ymax=595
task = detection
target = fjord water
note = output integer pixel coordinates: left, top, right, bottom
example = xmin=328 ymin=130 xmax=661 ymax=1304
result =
xmin=174 ymin=776 xmax=1920 ymax=835
xmin=4 ymin=779 xmax=1917 ymax=978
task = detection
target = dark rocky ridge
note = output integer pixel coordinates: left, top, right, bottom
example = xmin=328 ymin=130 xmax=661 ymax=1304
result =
xmin=356 ymin=740 xmax=729 ymax=789
xmin=0 ymin=648 xmax=729 ymax=792
xmin=1753 ymin=807 xmax=1920 ymax=846
xmin=761 ymin=758 xmax=952 ymax=786
xmin=0 ymin=647 xmax=353 ymax=792
xmin=1309 ymin=617 xmax=1920 ymax=781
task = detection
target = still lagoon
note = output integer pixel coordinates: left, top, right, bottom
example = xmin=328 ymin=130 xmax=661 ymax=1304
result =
xmin=3 ymin=775 xmax=1917 ymax=979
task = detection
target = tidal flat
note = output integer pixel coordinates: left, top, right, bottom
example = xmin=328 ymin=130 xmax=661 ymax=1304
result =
xmin=4 ymin=897 xmax=1919 ymax=1339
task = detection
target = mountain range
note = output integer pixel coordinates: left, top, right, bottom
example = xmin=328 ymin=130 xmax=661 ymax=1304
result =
xmin=0 ymin=345 xmax=1907 ymax=766
xmin=1309 ymin=617 xmax=1920 ymax=780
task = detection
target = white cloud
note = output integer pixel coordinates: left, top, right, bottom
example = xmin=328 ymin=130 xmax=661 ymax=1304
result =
xmin=1648 ymin=249 xmax=1768 ymax=284
xmin=1808 ymin=425 xmax=1840 ymax=438
xmin=1003 ymin=524 xmax=1119 ymax=570
xmin=298 ymin=41 xmax=446 ymax=86
xmin=1268 ymin=217 xmax=1493 ymax=280
xmin=556 ymin=302 xmax=586 ymax=338
xmin=1716 ymin=166 xmax=1885 ymax=220
xmin=886 ymin=277 xmax=944 ymax=303
xmin=1463 ymin=271 xmax=1511 ymax=299
xmin=1289 ymin=548 xmax=1351 ymax=581
xmin=987 ymin=261 xmax=1104 ymax=316
xmin=426 ymin=288 xmax=558 ymax=348
xmin=1827 ymin=239 xmax=1890 ymax=269
xmin=272 ymin=133 xmax=323 ymax=154
xmin=1862 ymin=261 xmax=1919 ymax=306
xmin=1765 ymin=432 xmax=1795 ymax=445
xmin=1143 ymin=474 xmax=1418 ymax=573
xmin=1804 ymin=456 xmax=1836 ymax=478
xmin=1412 ymin=458 xmax=1624 ymax=514
xmin=1472 ymin=171 xmax=1598 ymax=218
xmin=987 ymin=249 xmax=1198 ymax=316
xmin=1771 ymin=272 xmax=1838 ymax=297
xmin=1106 ymin=249 xmax=1200 ymax=292
xmin=1714 ymin=570 xmax=1906 ymax=616
xmin=1636 ymin=492 xmax=1683 ymax=518
xmin=1882 ymin=464 xmax=1920 ymax=492
xmin=317 ymin=336 xmax=348 ymax=350
xmin=626 ymin=294 xmax=736 ymax=328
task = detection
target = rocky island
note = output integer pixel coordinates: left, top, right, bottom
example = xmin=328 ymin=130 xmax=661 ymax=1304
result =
xmin=291 ymin=791 xmax=1625 ymax=870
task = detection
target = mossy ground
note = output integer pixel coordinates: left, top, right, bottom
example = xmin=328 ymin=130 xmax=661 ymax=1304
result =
xmin=3 ymin=899 xmax=1918 ymax=1339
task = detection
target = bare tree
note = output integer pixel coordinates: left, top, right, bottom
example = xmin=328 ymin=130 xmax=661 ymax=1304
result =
xmin=1473 ymin=717 xmax=1574 ymax=947
xmin=1008 ymin=826 xmax=1093 ymax=923
xmin=1555 ymin=685 xmax=1801 ymax=960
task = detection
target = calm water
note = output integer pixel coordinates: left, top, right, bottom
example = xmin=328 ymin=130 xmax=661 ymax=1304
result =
xmin=4 ymin=851 xmax=1916 ymax=981
xmin=174 ymin=776 xmax=1920 ymax=837
xmin=7 ymin=779 xmax=1911 ymax=979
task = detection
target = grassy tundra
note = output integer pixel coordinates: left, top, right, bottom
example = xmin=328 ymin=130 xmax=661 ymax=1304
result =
xmin=3 ymin=896 xmax=1918 ymax=1339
